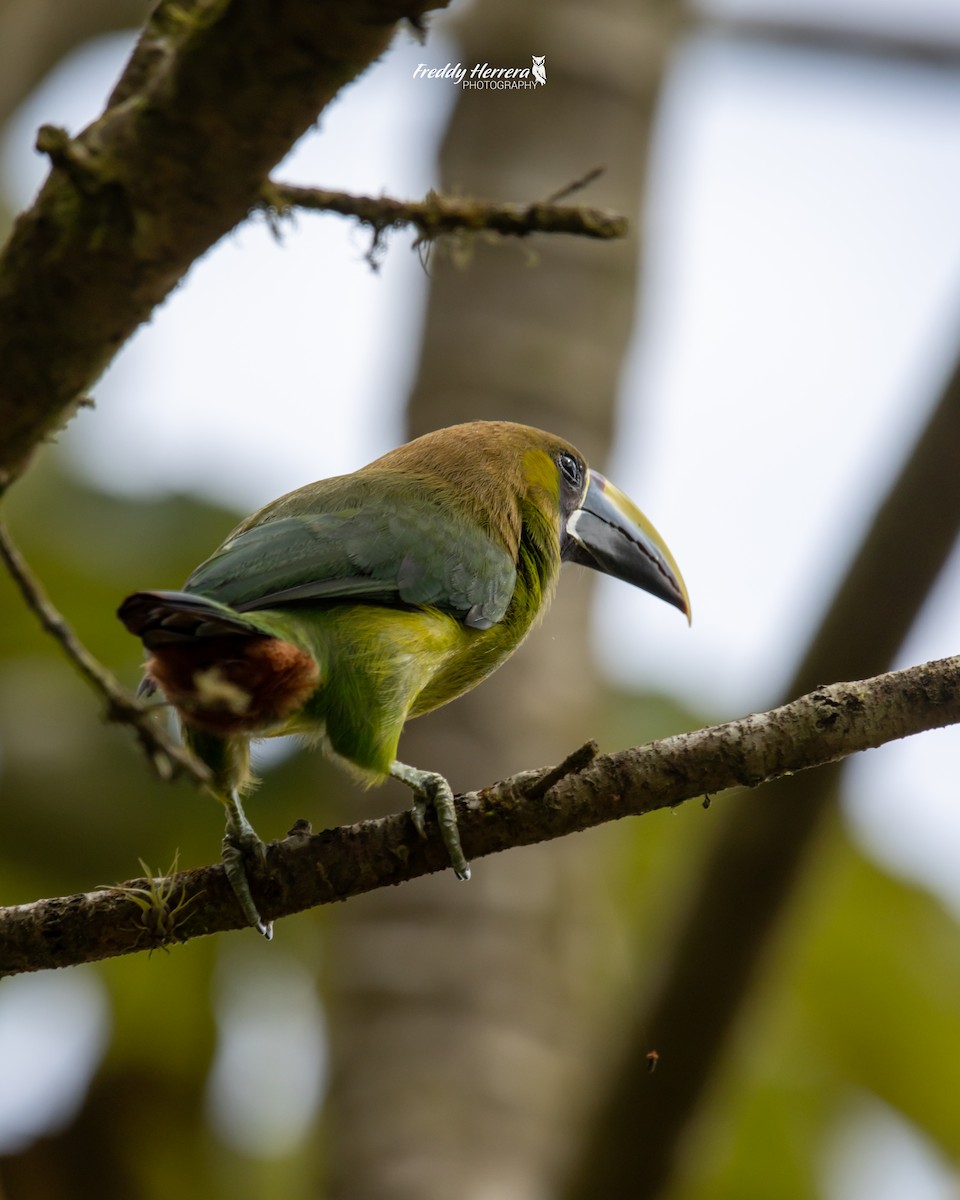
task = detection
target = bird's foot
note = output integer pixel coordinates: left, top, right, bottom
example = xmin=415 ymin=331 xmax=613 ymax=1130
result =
xmin=222 ymin=802 xmax=273 ymax=939
xmin=391 ymin=761 xmax=471 ymax=880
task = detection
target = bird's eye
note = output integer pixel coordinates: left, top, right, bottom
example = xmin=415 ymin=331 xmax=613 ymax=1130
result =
xmin=558 ymin=452 xmax=583 ymax=490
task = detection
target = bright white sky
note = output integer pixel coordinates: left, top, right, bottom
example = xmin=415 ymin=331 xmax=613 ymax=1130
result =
xmin=3 ymin=4 xmax=960 ymax=1183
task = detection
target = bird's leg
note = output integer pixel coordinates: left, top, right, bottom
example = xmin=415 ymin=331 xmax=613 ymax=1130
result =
xmin=390 ymin=760 xmax=471 ymax=881
xmin=221 ymin=789 xmax=273 ymax=939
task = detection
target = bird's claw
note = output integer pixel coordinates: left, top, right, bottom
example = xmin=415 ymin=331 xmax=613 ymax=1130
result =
xmin=410 ymin=792 xmax=430 ymax=842
xmin=221 ymin=825 xmax=273 ymax=940
xmin=433 ymin=788 xmax=470 ymax=879
xmin=393 ymin=762 xmax=470 ymax=880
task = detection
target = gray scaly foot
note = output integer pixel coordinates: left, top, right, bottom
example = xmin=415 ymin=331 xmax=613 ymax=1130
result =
xmin=222 ymin=791 xmax=274 ymax=939
xmin=390 ymin=760 xmax=471 ymax=880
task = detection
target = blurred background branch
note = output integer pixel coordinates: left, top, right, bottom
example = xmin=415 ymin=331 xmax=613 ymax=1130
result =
xmin=567 ymin=329 xmax=960 ymax=1200
xmin=0 ymin=521 xmax=210 ymax=788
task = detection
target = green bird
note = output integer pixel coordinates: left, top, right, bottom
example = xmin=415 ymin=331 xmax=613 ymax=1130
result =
xmin=119 ymin=421 xmax=689 ymax=937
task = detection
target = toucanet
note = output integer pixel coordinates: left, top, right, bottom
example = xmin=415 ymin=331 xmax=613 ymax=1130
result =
xmin=119 ymin=421 xmax=689 ymax=936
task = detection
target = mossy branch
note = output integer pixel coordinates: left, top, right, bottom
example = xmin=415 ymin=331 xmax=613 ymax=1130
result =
xmin=0 ymin=0 xmax=452 ymax=485
xmin=260 ymin=181 xmax=628 ymax=246
xmin=2 ymin=654 xmax=959 ymax=975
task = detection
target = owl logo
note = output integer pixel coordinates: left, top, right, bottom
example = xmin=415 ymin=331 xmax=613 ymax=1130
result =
xmin=532 ymin=55 xmax=546 ymax=85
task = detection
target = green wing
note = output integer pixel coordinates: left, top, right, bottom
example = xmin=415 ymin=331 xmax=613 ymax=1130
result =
xmin=185 ymin=480 xmax=517 ymax=631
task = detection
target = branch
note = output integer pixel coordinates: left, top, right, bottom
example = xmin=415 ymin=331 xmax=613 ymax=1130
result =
xmin=2 ymin=655 xmax=958 ymax=976
xmin=0 ymin=0 xmax=450 ymax=485
xmin=260 ymin=181 xmax=629 ymax=248
xmin=0 ymin=521 xmax=209 ymax=788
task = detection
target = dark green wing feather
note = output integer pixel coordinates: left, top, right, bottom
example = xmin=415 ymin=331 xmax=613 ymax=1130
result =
xmin=185 ymin=486 xmax=517 ymax=631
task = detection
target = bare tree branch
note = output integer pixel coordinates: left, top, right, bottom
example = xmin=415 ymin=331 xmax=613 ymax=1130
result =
xmin=2 ymin=654 xmax=959 ymax=976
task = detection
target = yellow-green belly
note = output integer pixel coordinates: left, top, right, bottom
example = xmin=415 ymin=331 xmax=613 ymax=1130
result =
xmin=276 ymin=604 xmax=531 ymax=778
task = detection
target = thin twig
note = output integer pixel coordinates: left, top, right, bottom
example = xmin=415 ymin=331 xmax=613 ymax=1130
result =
xmin=260 ymin=182 xmax=628 ymax=243
xmin=542 ymin=166 xmax=605 ymax=205
xmin=0 ymin=521 xmax=209 ymax=788
xmin=526 ymin=738 xmax=599 ymax=800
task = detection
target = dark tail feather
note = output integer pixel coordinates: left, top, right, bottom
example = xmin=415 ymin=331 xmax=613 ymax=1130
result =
xmin=117 ymin=591 xmax=264 ymax=649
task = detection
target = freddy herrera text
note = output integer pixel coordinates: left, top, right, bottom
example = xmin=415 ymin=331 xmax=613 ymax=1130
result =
xmin=413 ymin=62 xmax=540 ymax=86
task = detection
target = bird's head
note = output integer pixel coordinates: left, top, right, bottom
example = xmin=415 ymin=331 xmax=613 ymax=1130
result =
xmin=382 ymin=421 xmax=690 ymax=621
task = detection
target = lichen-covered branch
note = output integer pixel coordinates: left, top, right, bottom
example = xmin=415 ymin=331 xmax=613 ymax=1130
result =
xmin=2 ymin=654 xmax=958 ymax=976
xmin=0 ymin=0 xmax=450 ymax=485
xmin=261 ymin=181 xmax=629 ymax=244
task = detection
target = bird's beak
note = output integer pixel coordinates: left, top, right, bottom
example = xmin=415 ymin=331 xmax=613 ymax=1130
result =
xmin=564 ymin=471 xmax=691 ymax=621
